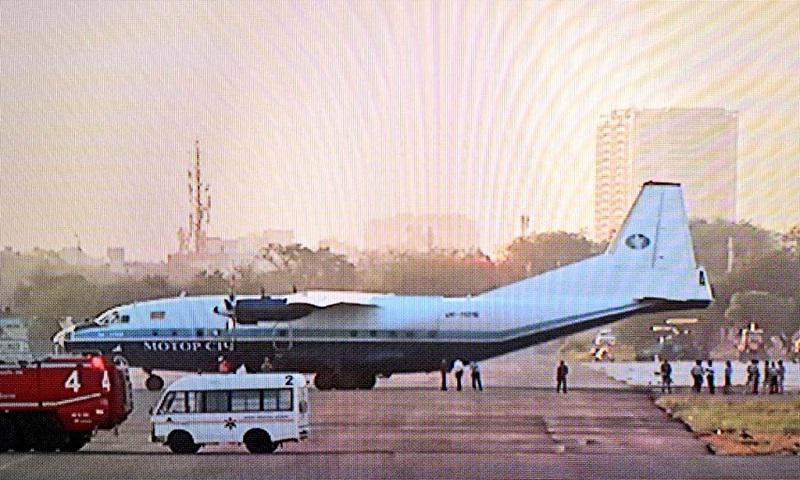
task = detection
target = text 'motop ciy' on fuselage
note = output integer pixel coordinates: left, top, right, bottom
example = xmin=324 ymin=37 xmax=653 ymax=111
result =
xmin=54 ymin=182 xmax=713 ymax=390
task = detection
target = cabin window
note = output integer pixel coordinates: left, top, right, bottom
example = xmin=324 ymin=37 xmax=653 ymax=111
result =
xmin=231 ymin=390 xmax=261 ymax=412
xmin=350 ymin=330 xmax=358 ymax=337
xmin=388 ymin=331 xmax=398 ymax=338
xmin=196 ymin=329 xmax=204 ymax=337
xmin=150 ymin=311 xmax=166 ymax=320
xmin=428 ymin=330 xmax=438 ymax=338
xmin=258 ymin=388 xmax=293 ymax=411
xmin=277 ymin=330 xmax=288 ymax=337
xmin=405 ymin=331 xmax=415 ymax=338
xmin=204 ymin=391 xmax=230 ymax=413
xmin=186 ymin=391 xmax=201 ymax=413
xmin=369 ymin=330 xmax=377 ymax=337
xmin=120 ymin=315 xmax=130 ymax=323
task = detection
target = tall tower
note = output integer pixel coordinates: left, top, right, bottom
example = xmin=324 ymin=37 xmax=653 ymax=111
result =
xmin=594 ymin=108 xmax=738 ymax=243
xmin=183 ymin=140 xmax=211 ymax=254
xmin=594 ymin=109 xmax=635 ymax=243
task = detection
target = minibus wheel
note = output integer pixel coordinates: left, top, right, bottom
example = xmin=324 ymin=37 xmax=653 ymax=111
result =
xmin=243 ymin=429 xmax=277 ymax=454
xmin=167 ymin=430 xmax=200 ymax=454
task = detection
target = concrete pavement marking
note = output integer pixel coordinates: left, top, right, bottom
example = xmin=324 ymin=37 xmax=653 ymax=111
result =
xmin=0 ymin=454 xmax=31 ymax=471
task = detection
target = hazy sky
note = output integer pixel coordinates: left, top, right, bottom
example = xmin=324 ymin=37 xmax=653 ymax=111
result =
xmin=2 ymin=1 xmax=798 ymax=260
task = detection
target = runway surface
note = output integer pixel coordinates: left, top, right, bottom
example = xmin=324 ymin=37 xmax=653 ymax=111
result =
xmin=2 ymin=343 xmax=798 ymax=479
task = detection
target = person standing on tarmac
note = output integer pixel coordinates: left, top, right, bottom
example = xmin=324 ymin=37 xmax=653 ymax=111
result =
xmin=218 ymin=356 xmax=233 ymax=374
xmin=723 ymin=360 xmax=733 ymax=395
xmin=440 ymin=359 xmax=448 ymax=391
xmin=452 ymin=359 xmax=465 ymax=391
xmin=762 ymin=360 xmax=771 ymax=394
xmin=777 ymin=360 xmax=786 ymax=394
xmin=705 ymin=360 xmax=716 ymax=394
xmin=470 ymin=361 xmax=483 ymax=391
xmin=690 ymin=360 xmax=704 ymax=393
xmin=260 ymin=357 xmax=273 ymax=372
xmin=747 ymin=359 xmax=760 ymax=394
xmin=556 ymin=361 xmax=569 ymax=393
xmin=769 ymin=361 xmax=779 ymax=394
xmin=659 ymin=359 xmax=672 ymax=394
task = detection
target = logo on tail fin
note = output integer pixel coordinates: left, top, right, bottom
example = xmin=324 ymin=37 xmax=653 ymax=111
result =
xmin=625 ymin=234 xmax=651 ymax=250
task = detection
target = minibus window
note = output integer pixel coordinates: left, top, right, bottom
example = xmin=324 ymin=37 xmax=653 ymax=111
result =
xmin=278 ymin=388 xmax=293 ymax=411
xmin=205 ymin=390 xmax=230 ymax=413
xmin=186 ymin=391 xmax=201 ymax=413
xmin=166 ymin=392 xmax=188 ymax=413
xmin=231 ymin=390 xmax=260 ymax=412
xmin=262 ymin=390 xmax=279 ymax=411
xmin=157 ymin=392 xmax=176 ymax=414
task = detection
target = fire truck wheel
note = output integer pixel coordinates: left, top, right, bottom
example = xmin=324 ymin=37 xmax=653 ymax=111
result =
xmin=243 ymin=429 xmax=277 ymax=454
xmin=0 ymin=417 xmax=17 ymax=453
xmin=61 ymin=432 xmax=91 ymax=452
xmin=22 ymin=416 xmax=67 ymax=452
xmin=167 ymin=430 xmax=200 ymax=454
xmin=145 ymin=374 xmax=165 ymax=391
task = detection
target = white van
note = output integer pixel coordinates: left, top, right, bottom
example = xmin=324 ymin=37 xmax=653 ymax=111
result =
xmin=150 ymin=373 xmax=310 ymax=454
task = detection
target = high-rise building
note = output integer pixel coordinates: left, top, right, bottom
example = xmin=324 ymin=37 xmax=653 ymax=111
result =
xmin=594 ymin=108 xmax=738 ymax=242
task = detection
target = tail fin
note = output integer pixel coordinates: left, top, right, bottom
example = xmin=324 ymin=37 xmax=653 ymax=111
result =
xmin=483 ymin=181 xmax=712 ymax=305
xmin=605 ymin=181 xmax=712 ymax=304
xmin=607 ymin=181 xmax=697 ymax=271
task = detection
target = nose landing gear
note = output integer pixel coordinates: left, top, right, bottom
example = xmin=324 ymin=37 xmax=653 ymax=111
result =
xmin=142 ymin=368 xmax=165 ymax=391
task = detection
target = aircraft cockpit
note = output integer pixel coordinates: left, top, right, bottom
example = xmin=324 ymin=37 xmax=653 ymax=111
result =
xmin=94 ymin=310 xmax=129 ymax=326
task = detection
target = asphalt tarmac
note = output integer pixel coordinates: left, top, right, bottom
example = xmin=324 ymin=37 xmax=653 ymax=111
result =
xmin=2 ymin=343 xmax=798 ymax=479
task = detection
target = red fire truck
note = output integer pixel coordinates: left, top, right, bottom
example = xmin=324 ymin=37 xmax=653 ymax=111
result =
xmin=0 ymin=355 xmax=132 ymax=452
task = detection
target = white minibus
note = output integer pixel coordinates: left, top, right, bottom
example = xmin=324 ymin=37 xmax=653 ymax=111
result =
xmin=150 ymin=373 xmax=309 ymax=453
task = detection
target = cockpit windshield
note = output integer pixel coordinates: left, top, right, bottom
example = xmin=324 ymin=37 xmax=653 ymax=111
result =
xmin=93 ymin=310 xmax=129 ymax=326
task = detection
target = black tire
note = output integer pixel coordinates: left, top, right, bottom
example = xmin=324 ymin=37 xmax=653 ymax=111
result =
xmin=21 ymin=416 xmax=67 ymax=452
xmin=356 ymin=373 xmax=376 ymax=390
xmin=167 ymin=430 xmax=200 ymax=454
xmin=314 ymin=372 xmax=334 ymax=390
xmin=243 ymin=429 xmax=277 ymax=454
xmin=0 ymin=417 xmax=16 ymax=453
xmin=145 ymin=375 xmax=165 ymax=391
xmin=61 ymin=432 xmax=91 ymax=452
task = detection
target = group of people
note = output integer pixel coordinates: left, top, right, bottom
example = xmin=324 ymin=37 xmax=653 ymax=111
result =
xmin=440 ymin=359 xmax=483 ymax=391
xmin=687 ymin=360 xmax=732 ymax=394
xmin=217 ymin=356 xmax=274 ymax=374
xmin=657 ymin=358 xmax=787 ymax=394
xmin=745 ymin=359 xmax=786 ymax=394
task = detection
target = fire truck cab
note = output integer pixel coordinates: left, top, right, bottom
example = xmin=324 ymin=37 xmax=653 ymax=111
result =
xmin=0 ymin=355 xmax=133 ymax=452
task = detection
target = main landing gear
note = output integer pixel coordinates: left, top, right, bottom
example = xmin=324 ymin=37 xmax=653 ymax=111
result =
xmin=314 ymin=371 xmax=376 ymax=390
xmin=143 ymin=368 xmax=165 ymax=391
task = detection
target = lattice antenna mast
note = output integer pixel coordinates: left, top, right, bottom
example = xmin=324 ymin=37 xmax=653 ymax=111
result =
xmin=186 ymin=140 xmax=211 ymax=254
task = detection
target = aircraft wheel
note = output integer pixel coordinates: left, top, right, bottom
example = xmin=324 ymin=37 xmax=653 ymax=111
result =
xmin=145 ymin=374 xmax=165 ymax=391
xmin=356 ymin=373 xmax=376 ymax=390
xmin=0 ymin=417 xmax=17 ymax=453
xmin=331 ymin=374 xmax=359 ymax=390
xmin=167 ymin=431 xmax=200 ymax=454
xmin=314 ymin=372 xmax=334 ymax=390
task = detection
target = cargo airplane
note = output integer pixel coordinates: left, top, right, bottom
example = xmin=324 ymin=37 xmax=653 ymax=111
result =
xmin=54 ymin=182 xmax=713 ymax=390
